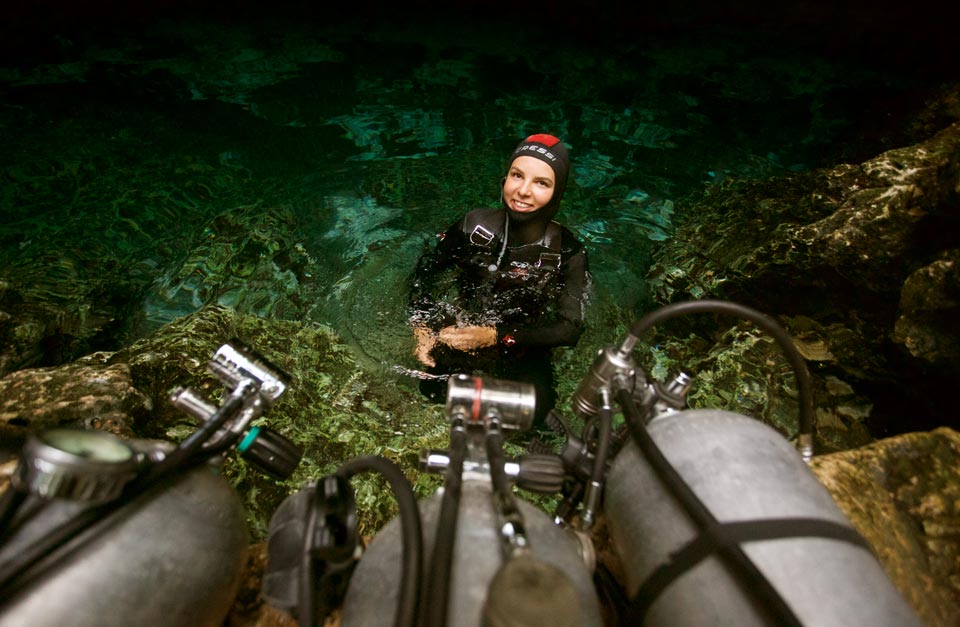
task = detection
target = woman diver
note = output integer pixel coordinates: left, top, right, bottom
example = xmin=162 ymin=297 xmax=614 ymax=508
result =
xmin=408 ymin=134 xmax=589 ymax=424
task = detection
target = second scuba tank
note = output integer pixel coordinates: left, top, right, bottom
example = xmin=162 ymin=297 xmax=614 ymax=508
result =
xmin=339 ymin=475 xmax=602 ymax=627
xmin=603 ymin=409 xmax=921 ymax=626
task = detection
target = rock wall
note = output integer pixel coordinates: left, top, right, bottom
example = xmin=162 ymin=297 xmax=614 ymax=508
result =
xmin=811 ymin=428 xmax=960 ymax=627
xmin=645 ymin=118 xmax=960 ymax=444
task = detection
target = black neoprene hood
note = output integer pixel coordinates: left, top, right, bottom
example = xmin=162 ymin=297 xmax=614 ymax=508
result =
xmin=504 ymin=133 xmax=570 ymax=221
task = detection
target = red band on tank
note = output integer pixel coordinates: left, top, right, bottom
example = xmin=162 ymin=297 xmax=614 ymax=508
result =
xmin=472 ymin=377 xmax=483 ymax=422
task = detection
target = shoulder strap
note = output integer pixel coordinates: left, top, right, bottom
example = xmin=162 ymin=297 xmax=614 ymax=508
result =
xmin=537 ymin=221 xmax=563 ymax=270
xmin=541 ymin=221 xmax=562 ymax=251
xmin=463 ymin=209 xmax=506 ymax=248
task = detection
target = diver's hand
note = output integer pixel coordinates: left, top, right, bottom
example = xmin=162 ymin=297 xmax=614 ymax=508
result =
xmin=413 ymin=326 xmax=438 ymax=367
xmin=438 ymin=325 xmax=497 ymax=351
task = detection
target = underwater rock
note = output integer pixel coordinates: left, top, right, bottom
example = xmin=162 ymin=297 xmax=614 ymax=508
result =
xmin=580 ymin=106 xmax=683 ymax=149
xmin=645 ymin=122 xmax=960 ymax=437
xmin=702 ymin=149 xmax=795 ymax=188
xmin=572 ymin=151 xmax=624 ymax=189
xmin=0 ymin=149 xmax=259 ymax=378
xmin=142 ymin=193 xmax=417 ymax=360
xmin=620 ymin=189 xmax=675 ymax=242
xmin=140 ymin=191 xmax=429 ymax=377
xmin=142 ymin=204 xmax=310 ymax=333
xmin=327 ymin=105 xmax=450 ymax=160
xmin=316 ymin=233 xmax=429 ymax=373
xmin=892 ymin=248 xmax=960 ymax=371
xmin=105 ymin=305 xmax=242 ymax=437
xmin=2 ymin=303 xmax=448 ymax=537
xmin=0 ymin=260 xmax=126 ymax=378
xmin=0 ymin=355 xmax=149 ymax=442
xmin=648 ymin=122 xmax=960 ymax=305
xmin=810 ymin=428 xmax=960 ymax=627
xmin=105 ymin=304 xmax=385 ymax=444
xmin=567 ymin=187 xmax=676 ymax=244
xmin=635 ymin=321 xmax=873 ymax=453
xmin=321 ymin=195 xmax=407 ymax=263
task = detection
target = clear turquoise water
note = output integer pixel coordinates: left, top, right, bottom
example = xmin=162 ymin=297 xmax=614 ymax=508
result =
xmin=0 ymin=3 xmax=954 ymax=377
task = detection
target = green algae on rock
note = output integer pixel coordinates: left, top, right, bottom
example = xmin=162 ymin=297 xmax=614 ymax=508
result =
xmin=631 ymin=320 xmax=873 ymax=453
xmin=0 ymin=355 xmax=150 ymax=440
xmin=0 ymin=304 xmax=449 ymax=538
xmin=116 ymin=304 xmax=449 ymax=537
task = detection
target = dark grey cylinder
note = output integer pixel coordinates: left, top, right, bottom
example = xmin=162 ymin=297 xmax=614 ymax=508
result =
xmin=604 ymin=409 xmax=921 ymax=626
xmin=0 ymin=463 xmax=248 ymax=627
xmin=341 ymin=476 xmax=601 ymax=627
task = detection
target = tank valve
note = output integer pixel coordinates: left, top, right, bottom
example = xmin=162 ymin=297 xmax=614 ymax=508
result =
xmin=237 ymin=427 xmax=302 ymax=480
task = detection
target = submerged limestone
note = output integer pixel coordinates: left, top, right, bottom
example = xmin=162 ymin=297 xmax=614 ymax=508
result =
xmin=0 ymin=305 xmax=449 ymax=536
xmin=893 ymin=248 xmax=960 ymax=368
xmin=645 ymin=120 xmax=960 ymax=441
xmin=811 ymin=428 xmax=960 ymax=627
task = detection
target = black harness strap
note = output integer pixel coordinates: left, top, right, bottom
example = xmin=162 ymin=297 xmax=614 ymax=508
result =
xmin=464 ymin=210 xmax=563 ymax=272
xmin=627 ymin=516 xmax=874 ymax=622
xmin=537 ymin=222 xmax=562 ymax=270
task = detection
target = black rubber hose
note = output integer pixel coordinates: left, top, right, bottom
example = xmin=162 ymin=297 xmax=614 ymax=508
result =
xmin=625 ymin=299 xmax=815 ymax=456
xmin=338 ymin=455 xmax=423 ymax=627
xmin=422 ymin=418 xmax=466 ymax=627
xmin=618 ymin=388 xmax=804 ymax=626
xmin=144 ymin=393 xmax=247 ymax=480
xmin=298 ymin=481 xmax=321 ymax=627
xmin=485 ymin=424 xmax=512 ymax=500
xmin=579 ymin=398 xmax=614 ymax=530
xmin=591 ymin=401 xmax=613 ymax=489
xmin=0 ymin=489 xmax=27 ymax=539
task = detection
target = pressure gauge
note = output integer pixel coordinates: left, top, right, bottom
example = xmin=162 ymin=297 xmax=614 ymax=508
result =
xmin=12 ymin=429 xmax=140 ymax=503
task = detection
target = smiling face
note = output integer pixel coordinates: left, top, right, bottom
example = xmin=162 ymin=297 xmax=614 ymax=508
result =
xmin=503 ymin=155 xmax=556 ymax=214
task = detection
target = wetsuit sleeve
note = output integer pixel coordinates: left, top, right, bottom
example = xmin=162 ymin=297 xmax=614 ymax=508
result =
xmin=408 ymin=218 xmax=467 ymax=327
xmin=500 ymin=246 xmax=588 ymax=348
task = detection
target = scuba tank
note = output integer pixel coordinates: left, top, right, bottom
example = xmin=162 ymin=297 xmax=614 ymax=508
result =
xmin=263 ymin=374 xmax=602 ymax=627
xmin=0 ymin=343 xmax=303 ymax=627
xmin=0 ymin=439 xmax=248 ymax=627
xmin=604 ymin=409 xmax=922 ymax=626
xmin=339 ymin=471 xmax=601 ymax=627
xmin=568 ymin=300 xmax=923 ymax=626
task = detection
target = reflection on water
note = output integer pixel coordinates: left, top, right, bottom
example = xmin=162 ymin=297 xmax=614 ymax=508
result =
xmin=0 ymin=11 xmax=943 ymax=380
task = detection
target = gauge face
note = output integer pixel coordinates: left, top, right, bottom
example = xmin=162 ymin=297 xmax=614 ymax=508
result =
xmin=17 ymin=429 xmax=140 ymax=501
xmin=40 ymin=429 xmax=135 ymax=464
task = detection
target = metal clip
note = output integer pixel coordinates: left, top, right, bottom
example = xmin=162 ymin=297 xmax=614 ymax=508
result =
xmin=469 ymin=224 xmax=496 ymax=247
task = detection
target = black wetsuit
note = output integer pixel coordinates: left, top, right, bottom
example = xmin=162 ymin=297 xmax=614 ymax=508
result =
xmin=409 ymin=207 xmax=589 ymax=422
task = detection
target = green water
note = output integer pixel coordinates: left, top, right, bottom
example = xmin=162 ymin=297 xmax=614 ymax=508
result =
xmin=2 ymin=0 xmax=958 ymax=562
xmin=0 ymin=4 xmax=953 ymax=381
